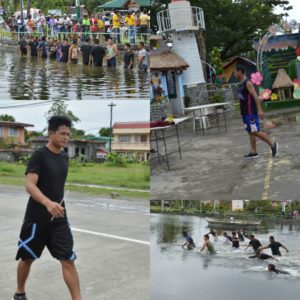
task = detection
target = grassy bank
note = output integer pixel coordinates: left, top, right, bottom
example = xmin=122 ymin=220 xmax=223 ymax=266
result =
xmin=0 ymin=161 xmax=150 ymax=190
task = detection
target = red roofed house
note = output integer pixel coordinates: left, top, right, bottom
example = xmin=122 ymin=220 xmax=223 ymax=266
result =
xmin=112 ymin=121 xmax=150 ymax=161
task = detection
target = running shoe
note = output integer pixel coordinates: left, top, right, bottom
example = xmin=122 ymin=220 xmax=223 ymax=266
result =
xmin=244 ymin=153 xmax=259 ymax=159
xmin=13 ymin=293 xmax=27 ymax=300
xmin=271 ymin=142 xmax=278 ymax=158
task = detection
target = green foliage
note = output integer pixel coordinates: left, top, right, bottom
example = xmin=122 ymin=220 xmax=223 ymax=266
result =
xmin=99 ymin=127 xmax=111 ymax=137
xmin=18 ymin=154 xmax=31 ymax=165
xmin=0 ymin=114 xmax=15 ymax=122
xmin=212 ymin=93 xmax=223 ymax=103
xmin=44 ymin=100 xmax=80 ymax=128
xmin=106 ymin=152 xmax=128 ymax=168
xmin=244 ymin=200 xmax=274 ymax=213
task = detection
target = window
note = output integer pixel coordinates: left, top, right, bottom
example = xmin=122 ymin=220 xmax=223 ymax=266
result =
xmin=119 ymin=135 xmax=131 ymax=143
xmin=0 ymin=127 xmax=3 ymax=137
xmin=8 ymin=127 xmax=18 ymax=136
xmin=141 ymin=135 xmax=147 ymax=142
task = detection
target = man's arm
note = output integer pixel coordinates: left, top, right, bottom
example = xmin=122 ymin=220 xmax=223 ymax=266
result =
xmin=200 ymin=241 xmax=207 ymax=252
xmin=281 ymin=245 xmax=289 ymax=253
xmin=182 ymin=241 xmax=187 ymax=248
xmin=246 ymin=81 xmax=264 ymax=119
xmin=25 ymin=173 xmax=64 ymax=218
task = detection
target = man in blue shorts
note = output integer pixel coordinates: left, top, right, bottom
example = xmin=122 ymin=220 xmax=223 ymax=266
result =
xmin=235 ymin=66 xmax=278 ymax=159
xmin=13 ymin=116 xmax=81 ymax=300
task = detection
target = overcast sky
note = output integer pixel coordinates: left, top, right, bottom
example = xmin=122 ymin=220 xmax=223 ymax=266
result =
xmin=0 ymin=100 xmax=150 ymax=134
xmin=276 ymin=0 xmax=300 ymax=22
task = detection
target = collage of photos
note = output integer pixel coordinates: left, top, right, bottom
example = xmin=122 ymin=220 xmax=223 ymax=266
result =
xmin=0 ymin=0 xmax=300 ymax=300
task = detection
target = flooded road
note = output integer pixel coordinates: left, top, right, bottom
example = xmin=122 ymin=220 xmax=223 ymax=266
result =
xmin=0 ymin=48 xmax=149 ymax=100
xmin=151 ymin=214 xmax=300 ymax=300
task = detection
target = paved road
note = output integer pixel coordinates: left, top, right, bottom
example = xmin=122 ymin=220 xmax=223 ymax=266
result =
xmin=151 ymin=109 xmax=300 ymax=200
xmin=0 ymin=185 xmax=149 ymax=300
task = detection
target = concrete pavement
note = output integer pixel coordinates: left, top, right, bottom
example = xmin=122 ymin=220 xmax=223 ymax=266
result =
xmin=151 ymin=109 xmax=300 ymax=200
xmin=0 ymin=185 xmax=149 ymax=300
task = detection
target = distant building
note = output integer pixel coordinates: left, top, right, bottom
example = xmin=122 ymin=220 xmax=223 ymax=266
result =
xmin=232 ymin=200 xmax=244 ymax=211
xmin=0 ymin=121 xmax=33 ymax=147
xmin=222 ymin=56 xmax=257 ymax=84
xmin=98 ymin=0 xmax=150 ymax=11
xmin=31 ymin=138 xmax=107 ymax=162
xmin=111 ymin=121 xmax=150 ymax=161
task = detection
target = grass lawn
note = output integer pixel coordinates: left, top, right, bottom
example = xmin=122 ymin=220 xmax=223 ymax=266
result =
xmin=0 ymin=161 xmax=150 ymax=190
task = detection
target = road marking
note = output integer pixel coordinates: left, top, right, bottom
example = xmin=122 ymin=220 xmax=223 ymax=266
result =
xmin=262 ymin=152 xmax=273 ymax=200
xmin=71 ymin=227 xmax=150 ymax=246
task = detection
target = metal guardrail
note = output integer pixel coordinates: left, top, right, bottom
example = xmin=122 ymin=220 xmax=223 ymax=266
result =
xmin=0 ymin=28 xmax=150 ymax=45
xmin=157 ymin=6 xmax=205 ymax=33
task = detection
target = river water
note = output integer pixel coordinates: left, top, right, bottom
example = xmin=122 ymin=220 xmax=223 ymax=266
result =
xmin=0 ymin=48 xmax=149 ymax=100
xmin=151 ymin=214 xmax=300 ymax=300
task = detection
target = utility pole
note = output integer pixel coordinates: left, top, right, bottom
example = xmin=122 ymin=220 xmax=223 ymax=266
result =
xmin=20 ymin=0 xmax=24 ymax=26
xmin=75 ymin=0 xmax=81 ymax=21
xmin=108 ymin=102 xmax=116 ymax=153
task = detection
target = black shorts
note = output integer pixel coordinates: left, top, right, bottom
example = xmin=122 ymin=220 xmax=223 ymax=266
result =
xmin=16 ymin=221 xmax=76 ymax=261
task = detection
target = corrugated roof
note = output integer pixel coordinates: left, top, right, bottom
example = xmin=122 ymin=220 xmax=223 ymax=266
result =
xmin=99 ymin=0 xmax=150 ymax=9
xmin=0 ymin=121 xmax=34 ymax=127
xmin=113 ymin=122 xmax=149 ymax=129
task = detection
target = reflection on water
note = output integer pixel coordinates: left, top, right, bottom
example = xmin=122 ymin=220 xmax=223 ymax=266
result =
xmin=151 ymin=214 xmax=300 ymax=300
xmin=0 ymin=49 xmax=149 ymax=100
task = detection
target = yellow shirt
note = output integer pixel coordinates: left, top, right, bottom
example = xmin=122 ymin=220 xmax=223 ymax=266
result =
xmin=97 ymin=19 xmax=104 ymax=29
xmin=139 ymin=14 xmax=150 ymax=26
xmin=112 ymin=14 xmax=120 ymax=28
xmin=125 ymin=15 xmax=135 ymax=27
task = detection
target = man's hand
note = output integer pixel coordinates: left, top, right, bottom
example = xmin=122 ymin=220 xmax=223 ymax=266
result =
xmin=258 ymin=109 xmax=264 ymax=120
xmin=46 ymin=201 xmax=65 ymax=218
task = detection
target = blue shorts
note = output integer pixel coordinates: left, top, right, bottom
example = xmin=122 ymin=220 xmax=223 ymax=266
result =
xmin=242 ymin=115 xmax=260 ymax=133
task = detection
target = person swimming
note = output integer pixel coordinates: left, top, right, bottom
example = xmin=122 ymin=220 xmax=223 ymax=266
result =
xmin=182 ymin=230 xmax=196 ymax=250
xmin=249 ymin=249 xmax=278 ymax=261
xmin=237 ymin=228 xmax=245 ymax=241
xmin=207 ymin=229 xmax=218 ymax=241
xmin=268 ymin=264 xmax=290 ymax=275
xmin=232 ymin=232 xmax=240 ymax=248
xmin=200 ymin=234 xmax=216 ymax=255
xmin=223 ymin=232 xmax=232 ymax=243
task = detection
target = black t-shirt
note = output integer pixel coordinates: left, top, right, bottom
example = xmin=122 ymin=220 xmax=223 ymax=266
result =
xmin=124 ymin=51 xmax=134 ymax=69
xmin=249 ymin=253 xmax=272 ymax=260
xmin=232 ymin=238 xmax=239 ymax=248
xmin=28 ymin=41 xmax=38 ymax=56
xmin=249 ymin=239 xmax=262 ymax=251
xmin=24 ymin=146 xmax=69 ymax=223
xmin=91 ymin=45 xmax=105 ymax=66
xmin=237 ymin=231 xmax=245 ymax=241
xmin=61 ymin=45 xmax=70 ymax=63
xmin=267 ymin=242 xmax=282 ymax=256
xmin=81 ymin=44 xmax=93 ymax=65
xmin=18 ymin=40 xmax=27 ymax=50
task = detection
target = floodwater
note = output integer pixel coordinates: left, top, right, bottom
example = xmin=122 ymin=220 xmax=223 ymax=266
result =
xmin=151 ymin=214 xmax=300 ymax=300
xmin=0 ymin=48 xmax=149 ymax=100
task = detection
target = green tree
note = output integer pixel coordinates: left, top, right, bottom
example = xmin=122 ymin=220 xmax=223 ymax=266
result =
xmin=99 ymin=127 xmax=110 ymax=137
xmin=44 ymin=100 xmax=80 ymax=124
xmin=0 ymin=114 xmax=16 ymax=122
xmin=152 ymin=0 xmax=292 ymax=60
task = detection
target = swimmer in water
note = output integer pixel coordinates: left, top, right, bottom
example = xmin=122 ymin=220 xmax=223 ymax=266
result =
xmin=249 ymin=249 xmax=278 ymax=261
xmin=223 ymin=232 xmax=232 ymax=243
xmin=200 ymin=234 xmax=216 ymax=255
xmin=237 ymin=228 xmax=245 ymax=241
xmin=245 ymin=234 xmax=262 ymax=252
xmin=262 ymin=236 xmax=289 ymax=256
xmin=182 ymin=231 xmax=196 ymax=250
xmin=231 ymin=232 xmax=240 ymax=249
xmin=207 ymin=229 xmax=218 ymax=241
xmin=268 ymin=264 xmax=290 ymax=275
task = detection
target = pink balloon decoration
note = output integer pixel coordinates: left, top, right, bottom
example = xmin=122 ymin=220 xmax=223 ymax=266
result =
xmin=251 ymin=72 xmax=263 ymax=86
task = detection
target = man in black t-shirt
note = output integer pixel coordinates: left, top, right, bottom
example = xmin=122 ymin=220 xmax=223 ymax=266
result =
xmin=13 ymin=116 xmax=81 ymax=300
xmin=28 ymin=37 xmax=38 ymax=57
xmin=245 ymin=234 xmax=262 ymax=252
xmin=80 ymin=38 xmax=93 ymax=65
xmin=90 ymin=39 xmax=106 ymax=67
xmin=263 ymin=236 xmax=289 ymax=256
xmin=18 ymin=36 xmax=28 ymax=56
xmin=61 ymin=39 xmax=70 ymax=63
xmin=249 ymin=249 xmax=278 ymax=261
xmin=124 ymin=43 xmax=134 ymax=69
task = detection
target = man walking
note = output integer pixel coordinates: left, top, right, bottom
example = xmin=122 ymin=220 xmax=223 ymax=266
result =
xmin=235 ymin=66 xmax=278 ymax=159
xmin=13 ymin=116 xmax=81 ymax=300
